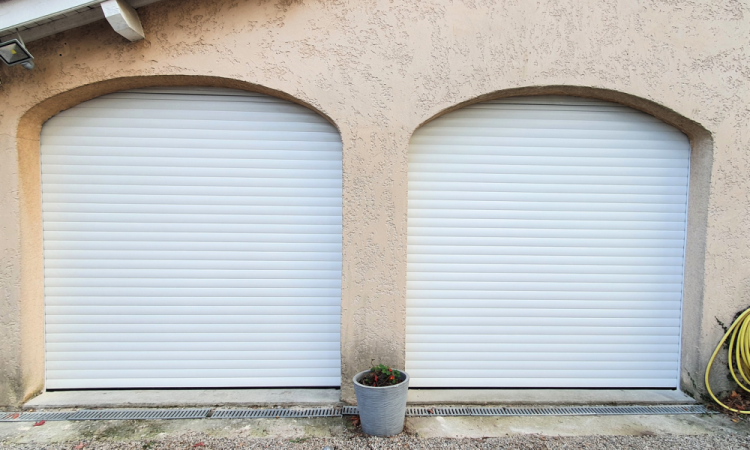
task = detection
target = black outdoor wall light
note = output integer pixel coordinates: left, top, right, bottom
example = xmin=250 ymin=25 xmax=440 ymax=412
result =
xmin=0 ymin=38 xmax=34 ymax=70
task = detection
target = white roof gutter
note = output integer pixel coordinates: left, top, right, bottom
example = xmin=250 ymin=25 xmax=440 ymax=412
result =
xmin=0 ymin=0 xmax=160 ymax=43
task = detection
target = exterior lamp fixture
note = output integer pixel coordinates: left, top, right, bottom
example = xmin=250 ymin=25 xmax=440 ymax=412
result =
xmin=0 ymin=39 xmax=34 ymax=70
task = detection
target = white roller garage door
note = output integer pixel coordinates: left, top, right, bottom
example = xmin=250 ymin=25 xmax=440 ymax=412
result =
xmin=406 ymin=96 xmax=689 ymax=388
xmin=41 ymin=87 xmax=342 ymax=389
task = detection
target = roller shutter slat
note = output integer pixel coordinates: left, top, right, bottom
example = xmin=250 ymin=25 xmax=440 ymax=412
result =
xmin=44 ymin=242 xmax=342 ymax=252
xmin=47 ymin=351 xmax=340 ymax=362
xmin=43 ymin=212 xmax=343 ymax=224
xmin=409 ymin=164 xmax=687 ymax=177
xmin=47 ymin=342 xmax=340 ymax=354
xmin=408 ymin=247 xmax=683 ymax=257
xmin=409 ymin=228 xmax=685 ymax=239
xmin=45 ymin=256 xmax=342 ymax=266
xmin=44 ymin=223 xmax=342 ymax=233
xmin=41 ymin=166 xmax=341 ymax=178
xmin=45 ymin=183 xmax=342 ymax=196
xmin=414 ymin=127 xmax=684 ymax=139
xmin=46 ymin=331 xmax=341 ymax=343
xmin=408 ymin=300 xmax=681 ymax=309
xmin=408 ymin=378 xmax=678 ymax=388
xmin=46 ymin=309 xmax=341 ymax=320
xmin=48 ymin=359 xmax=342 ymax=370
xmin=47 ymin=368 xmax=341 ymax=379
xmin=41 ymin=156 xmax=342 ymax=170
xmin=45 ymin=260 xmax=342 ymax=270
xmin=408 ymin=361 xmax=676 ymax=370
xmin=407 ymin=317 xmax=679 ymax=327
xmin=411 ymin=183 xmax=688 ymax=195
xmin=407 ymin=343 xmax=678 ymax=353
xmin=410 ymin=201 xmax=686 ymax=213
xmin=407 ymin=352 xmax=678 ymax=361
xmin=47 ymin=324 xmax=341 ymax=333
xmin=406 ymin=96 xmax=688 ymax=388
xmin=410 ymin=154 xmax=688 ymax=167
xmin=46 ymin=297 xmax=341 ymax=306
xmin=44 ymin=120 xmax=336 ymax=133
xmin=411 ymin=172 xmax=688 ymax=185
xmin=408 ymin=264 xmax=683 ymax=275
xmin=46 ymin=378 xmax=342 ymax=389
xmin=408 ymin=307 xmax=679 ymax=318
xmin=44 ymin=232 xmax=342 ymax=244
xmin=411 ymin=192 xmax=687 ymax=204
xmin=46 ymin=288 xmax=341 ymax=297
xmin=406 ymin=335 xmax=678 ymax=345
xmin=42 ymin=175 xmax=341 ymax=188
xmin=43 ymin=146 xmax=342 ymax=159
xmin=42 ymin=87 xmax=342 ymax=389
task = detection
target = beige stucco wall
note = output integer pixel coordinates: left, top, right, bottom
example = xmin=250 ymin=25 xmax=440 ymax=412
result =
xmin=0 ymin=0 xmax=748 ymax=406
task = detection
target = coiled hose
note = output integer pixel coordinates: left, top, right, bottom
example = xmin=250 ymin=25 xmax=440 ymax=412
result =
xmin=705 ymin=308 xmax=750 ymax=413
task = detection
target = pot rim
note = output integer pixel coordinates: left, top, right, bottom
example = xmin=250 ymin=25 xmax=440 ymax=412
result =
xmin=352 ymin=369 xmax=409 ymax=390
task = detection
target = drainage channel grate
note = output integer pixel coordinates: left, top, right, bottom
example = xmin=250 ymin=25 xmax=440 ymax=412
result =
xmin=2 ymin=405 xmax=707 ymax=422
xmin=0 ymin=412 xmax=75 ymax=422
xmin=484 ymin=405 xmax=708 ymax=416
xmin=469 ymin=405 xmax=708 ymax=416
xmin=211 ymin=408 xmax=340 ymax=419
xmin=69 ymin=409 xmax=210 ymax=420
xmin=343 ymin=405 xmax=707 ymax=417
xmin=342 ymin=406 xmax=359 ymax=416
xmin=406 ymin=407 xmax=472 ymax=417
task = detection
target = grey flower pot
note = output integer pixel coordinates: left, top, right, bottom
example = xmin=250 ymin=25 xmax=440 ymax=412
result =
xmin=352 ymin=369 xmax=409 ymax=437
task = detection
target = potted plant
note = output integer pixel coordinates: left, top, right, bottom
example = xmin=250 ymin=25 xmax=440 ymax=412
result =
xmin=352 ymin=364 xmax=410 ymax=436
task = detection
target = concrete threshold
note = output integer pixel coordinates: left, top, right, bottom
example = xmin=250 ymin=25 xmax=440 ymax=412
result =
xmin=24 ymin=389 xmax=341 ymax=409
xmin=24 ymin=388 xmax=695 ymax=409
xmin=407 ymin=389 xmax=696 ymax=406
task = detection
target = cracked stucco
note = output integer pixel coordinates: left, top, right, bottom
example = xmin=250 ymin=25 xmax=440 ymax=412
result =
xmin=0 ymin=0 xmax=748 ymax=406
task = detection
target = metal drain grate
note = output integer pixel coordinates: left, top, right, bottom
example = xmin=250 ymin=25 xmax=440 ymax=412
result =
xmin=406 ymin=407 xmax=472 ymax=417
xmin=362 ymin=404 xmax=707 ymax=417
xmin=69 ymin=409 xmax=210 ymax=420
xmin=467 ymin=405 xmax=708 ymax=416
xmin=0 ymin=412 xmax=75 ymax=422
xmin=342 ymin=406 xmax=359 ymax=415
xmin=2 ymin=404 xmax=707 ymax=423
xmin=211 ymin=408 xmax=341 ymax=419
xmin=337 ymin=405 xmax=708 ymax=417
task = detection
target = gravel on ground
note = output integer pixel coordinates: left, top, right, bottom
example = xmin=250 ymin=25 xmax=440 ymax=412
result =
xmin=2 ymin=433 xmax=750 ymax=450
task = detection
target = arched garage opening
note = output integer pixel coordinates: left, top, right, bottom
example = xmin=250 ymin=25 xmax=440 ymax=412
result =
xmin=40 ymin=87 xmax=342 ymax=389
xmin=406 ymin=95 xmax=691 ymax=388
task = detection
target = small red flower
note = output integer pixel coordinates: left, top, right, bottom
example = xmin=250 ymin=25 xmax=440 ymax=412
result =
xmin=389 ymin=375 xmax=395 ymax=380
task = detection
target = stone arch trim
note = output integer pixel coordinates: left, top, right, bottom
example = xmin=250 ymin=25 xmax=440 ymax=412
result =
xmin=16 ymin=76 xmax=342 ymax=402
xmin=413 ymin=86 xmax=710 ymax=142
xmin=406 ymin=85 xmax=713 ymax=394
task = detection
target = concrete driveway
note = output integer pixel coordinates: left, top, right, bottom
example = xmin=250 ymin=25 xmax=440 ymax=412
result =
xmin=1 ymin=411 xmax=749 ymax=449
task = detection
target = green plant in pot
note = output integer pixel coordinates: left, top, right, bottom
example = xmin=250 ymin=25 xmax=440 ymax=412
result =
xmin=352 ymin=363 xmax=410 ymax=436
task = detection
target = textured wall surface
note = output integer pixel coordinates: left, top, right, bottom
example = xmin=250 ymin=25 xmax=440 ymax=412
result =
xmin=0 ymin=0 xmax=748 ymax=406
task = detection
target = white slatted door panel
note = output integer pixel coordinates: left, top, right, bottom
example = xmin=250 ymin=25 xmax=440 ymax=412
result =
xmin=406 ymin=96 xmax=689 ymax=388
xmin=41 ymin=87 xmax=342 ymax=389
